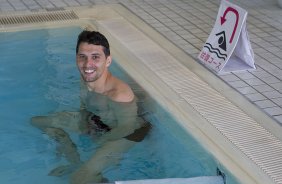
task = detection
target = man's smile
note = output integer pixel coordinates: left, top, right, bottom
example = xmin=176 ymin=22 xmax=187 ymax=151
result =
xmin=84 ymin=68 xmax=96 ymax=74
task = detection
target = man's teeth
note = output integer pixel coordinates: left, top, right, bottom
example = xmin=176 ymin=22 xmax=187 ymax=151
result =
xmin=85 ymin=69 xmax=95 ymax=73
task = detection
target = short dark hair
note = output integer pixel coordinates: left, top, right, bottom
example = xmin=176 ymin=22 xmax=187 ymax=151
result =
xmin=76 ymin=30 xmax=110 ymax=56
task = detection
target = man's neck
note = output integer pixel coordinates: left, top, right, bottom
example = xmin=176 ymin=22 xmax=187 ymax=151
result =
xmin=86 ymin=72 xmax=112 ymax=95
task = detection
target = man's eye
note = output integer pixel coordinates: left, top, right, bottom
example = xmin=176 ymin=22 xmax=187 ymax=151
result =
xmin=79 ymin=55 xmax=86 ymax=60
xmin=92 ymin=56 xmax=100 ymax=60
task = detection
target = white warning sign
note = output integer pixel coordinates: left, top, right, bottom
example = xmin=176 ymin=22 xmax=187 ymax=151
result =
xmin=198 ymin=0 xmax=255 ymax=74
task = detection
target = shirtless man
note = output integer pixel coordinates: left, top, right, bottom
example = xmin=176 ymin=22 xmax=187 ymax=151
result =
xmin=31 ymin=30 xmax=150 ymax=184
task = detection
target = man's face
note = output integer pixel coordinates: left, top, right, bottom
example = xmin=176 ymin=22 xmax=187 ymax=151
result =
xmin=76 ymin=42 xmax=111 ymax=82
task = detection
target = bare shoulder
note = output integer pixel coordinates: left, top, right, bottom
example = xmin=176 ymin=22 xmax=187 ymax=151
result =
xmin=108 ymin=77 xmax=134 ymax=103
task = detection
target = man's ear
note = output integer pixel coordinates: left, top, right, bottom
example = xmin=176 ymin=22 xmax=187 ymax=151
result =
xmin=106 ymin=56 xmax=112 ymax=67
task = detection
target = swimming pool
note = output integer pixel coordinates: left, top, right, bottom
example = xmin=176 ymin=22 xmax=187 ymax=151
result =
xmin=0 ymin=26 xmax=233 ymax=184
xmin=2 ymin=4 xmax=282 ymax=184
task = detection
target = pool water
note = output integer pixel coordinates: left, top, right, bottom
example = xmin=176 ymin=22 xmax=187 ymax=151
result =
xmin=0 ymin=26 xmax=231 ymax=184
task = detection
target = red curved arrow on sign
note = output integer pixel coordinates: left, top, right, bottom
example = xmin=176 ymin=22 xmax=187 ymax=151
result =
xmin=220 ymin=7 xmax=239 ymax=43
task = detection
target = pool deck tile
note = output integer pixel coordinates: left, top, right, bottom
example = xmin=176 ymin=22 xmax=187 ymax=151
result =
xmin=1 ymin=0 xmax=282 ymax=127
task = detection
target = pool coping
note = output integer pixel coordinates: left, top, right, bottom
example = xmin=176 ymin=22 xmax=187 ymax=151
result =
xmin=1 ymin=4 xmax=282 ymax=184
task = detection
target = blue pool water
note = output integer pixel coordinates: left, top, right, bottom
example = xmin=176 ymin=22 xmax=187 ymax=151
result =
xmin=0 ymin=27 xmax=238 ymax=184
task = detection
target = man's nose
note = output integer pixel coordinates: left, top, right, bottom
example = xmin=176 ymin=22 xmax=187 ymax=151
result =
xmin=85 ymin=57 xmax=95 ymax=66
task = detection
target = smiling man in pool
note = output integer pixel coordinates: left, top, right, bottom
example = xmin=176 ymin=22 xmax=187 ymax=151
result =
xmin=31 ymin=30 xmax=151 ymax=184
